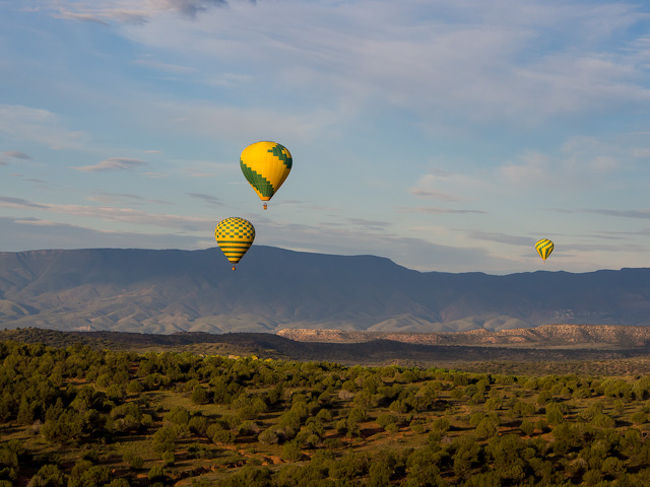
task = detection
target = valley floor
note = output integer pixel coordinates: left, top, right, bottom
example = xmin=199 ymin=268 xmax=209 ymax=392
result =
xmin=1 ymin=330 xmax=649 ymax=486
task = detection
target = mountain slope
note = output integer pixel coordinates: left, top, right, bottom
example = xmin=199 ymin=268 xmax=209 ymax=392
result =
xmin=1 ymin=247 xmax=650 ymax=333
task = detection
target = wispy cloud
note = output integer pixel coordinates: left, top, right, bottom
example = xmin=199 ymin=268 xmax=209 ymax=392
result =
xmin=50 ymin=204 xmax=212 ymax=231
xmin=133 ymin=58 xmax=196 ymax=74
xmin=165 ymin=0 xmax=229 ymax=18
xmin=114 ymin=0 xmax=650 ymax=125
xmin=253 ymin=218 xmax=516 ymax=272
xmin=74 ymin=157 xmax=147 ymax=172
xmin=0 ymin=195 xmax=210 ymax=231
xmin=402 ymin=207 xmax=487 ymax=215
xmin=56 ymin=12 xmax=110 ymax=25
xmin=0 ymin=105 xmax=86 ymax=150
xmin=1 ymin=151 xmax=31 ymax=160
xmin=0 ymin=196 xmax=47 ymax=209
xmin=583 ymin=208 xmax=650 ymax=219
xmin=187 ymin=192 xmax=222 ymax=206
xmin=545 ymin=208 xmax=650 ymax=220
xmin=47 ymin=0 xmax=232 ymax=25
xmin=0 ymin=217 xmax=204 ymax=251
xmin=409 ymin=189 xmax=460 ymax=201
xmin=88 ymin=192 xmax=171 ymax=206
xmin=467 ymin=231 xmax=533 ymax=246
xmin=144 ymin=100 xmax=342 ymax=142
xmin=345 ymin=217 xmax=391 ymax=230
xmin=409 ymin=171 xmax=485 ymax=202
xmin=500 ymin=152 xmax=550 ymax=186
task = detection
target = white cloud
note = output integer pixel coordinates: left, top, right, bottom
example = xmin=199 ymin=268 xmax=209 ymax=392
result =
xmin=410 ymin=171 xmax=488 ymax=202
xmin=106 ymin=0 xmax=650 ymax=125
xmin=145 ymin=100 xmax=343 ymax=142
xmin=0 ymin=105 xmax=87 ymax=150
xmin=500 ymin=151 xmax=550 ymax=186
xmin=33 ymin=0 xmax=650 ymax=140
xmin=49 ymin=0 xmax=230 ymax=24
xmin=0 ymin=195 xmax=211 ymax=231
xmin=133 ymin=57 xmax=197 ymax=73
xmin=74 ymin=157 xmax=147 ymax=172
xmin=496 ymin=133 xmax=649 ymax=190
xmin=49 ymin=203 xmax=212 ymax=231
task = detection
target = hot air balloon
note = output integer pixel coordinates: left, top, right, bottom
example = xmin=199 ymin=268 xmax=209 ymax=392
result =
xmin=215 ymin=217 xmax=255 ymax=270
xmin=535 ymin=238 xmax=554 ymax=262
xmin=240 ymin=141 xmax=292 ymax=210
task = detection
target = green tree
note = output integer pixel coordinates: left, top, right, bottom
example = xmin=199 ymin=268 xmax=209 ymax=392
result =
xmin=191 ymin=386 xmax=210 ymax=405
xmin=545 ymin=403 xmax=564 ymax=425
xmin=281 ymin=441 xmax=302 ymax=462
xmin=152 ymin=425 xmax=178 ymax=454
xmin=27 ymin=464 xmax=67 ymax=487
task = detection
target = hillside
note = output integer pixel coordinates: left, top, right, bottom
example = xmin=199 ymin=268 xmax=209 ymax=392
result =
xmin=1 ymin=247 xmax=650 ymax=333
xmin=278 ymin=324 xmax=650 ymax=348
xmin=1 ymin=337 xmax=650 ymax=486
xmin=1 ymin=327 xmax=649 ymax=373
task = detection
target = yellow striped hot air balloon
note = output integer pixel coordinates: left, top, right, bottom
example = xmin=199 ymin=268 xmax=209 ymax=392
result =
xmin=240 ymin=141 xmax=292 ymax=210
xmin=215 ymin=217 xmax=255 ymax=270
xmin=535 ymin=238 xmax=554 ymax=262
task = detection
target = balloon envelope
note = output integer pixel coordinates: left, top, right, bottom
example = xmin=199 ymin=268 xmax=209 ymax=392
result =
xmin=215 ymin=217 xmax=255 ymax=266
xmin=240 ymin=141 xmax=292 ymax=203
xmin=535 ymin=238 xmax=554 ymax=261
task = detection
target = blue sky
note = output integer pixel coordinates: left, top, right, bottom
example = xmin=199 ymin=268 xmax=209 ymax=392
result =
xmin=1 ymin=0 xmax=649 ymax=273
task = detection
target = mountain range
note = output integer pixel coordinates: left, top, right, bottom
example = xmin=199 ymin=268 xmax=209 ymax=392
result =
xmin=1 ymin=246 xmax=650 ymax=334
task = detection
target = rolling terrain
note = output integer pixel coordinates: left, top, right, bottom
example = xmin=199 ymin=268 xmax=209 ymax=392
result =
xmin=1 ymin=336 xmax=649 ymax=486
xmin=1 ymin=247 xmax=650 ymax=334
xmin=2 ymin=326 xmax=649 ymax=373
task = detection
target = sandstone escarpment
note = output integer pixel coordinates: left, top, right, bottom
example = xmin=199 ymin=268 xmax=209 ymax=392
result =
xmin=277 ymin=323 xmax=650 ymax=348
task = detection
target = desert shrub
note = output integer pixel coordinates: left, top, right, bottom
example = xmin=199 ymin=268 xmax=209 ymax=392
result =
xmin=27 ymin=464 xmax=67 ymax=487
xmin=281 ymin=441 xmax=302 ymax=462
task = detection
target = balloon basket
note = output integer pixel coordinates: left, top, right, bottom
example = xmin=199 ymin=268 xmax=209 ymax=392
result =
xmin=263 ymin=203 xmax=268 ymax=210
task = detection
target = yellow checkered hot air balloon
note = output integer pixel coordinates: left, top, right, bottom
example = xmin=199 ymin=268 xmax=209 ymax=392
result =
xmin=240 ymin=141 xmax=292 ymax=210
xmin=215 ymin=217 xmax=255 ymax=270
xmin=535 ymin=238 xmax=554 ymax=262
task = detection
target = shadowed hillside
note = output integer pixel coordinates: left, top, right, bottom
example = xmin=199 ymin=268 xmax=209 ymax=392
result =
xmin=1 ymin=247 xmax=650 ymax=333
xmin=1 ymin=327 xmax=649 ymax=369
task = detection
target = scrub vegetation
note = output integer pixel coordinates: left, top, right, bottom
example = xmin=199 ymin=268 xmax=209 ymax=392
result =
xmin=1 ymin=339 xmax=649 ymax=486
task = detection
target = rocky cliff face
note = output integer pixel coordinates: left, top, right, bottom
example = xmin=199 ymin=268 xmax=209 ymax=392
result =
xmin=277 ymin=324 xmax=650 ymax=348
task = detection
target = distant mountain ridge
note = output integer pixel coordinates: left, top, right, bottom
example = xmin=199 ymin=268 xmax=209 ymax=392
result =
xmin=1 ymin=247 xmax=650 ymax=334
xmin=278 ymin=324 xmax=650 ymax=348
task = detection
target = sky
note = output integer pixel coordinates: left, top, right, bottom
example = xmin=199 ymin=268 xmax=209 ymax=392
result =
xmin=1 ymin=0 xmax=649 ymax=274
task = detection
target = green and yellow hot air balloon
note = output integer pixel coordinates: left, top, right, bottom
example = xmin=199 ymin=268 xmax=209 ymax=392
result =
xmin=215 ymin=217 xmax=255 ymax=270
xmin=535 ymin=238 xmax=554 ymax=262
xmin=240 ymin=141 xmax=292 ymax=210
